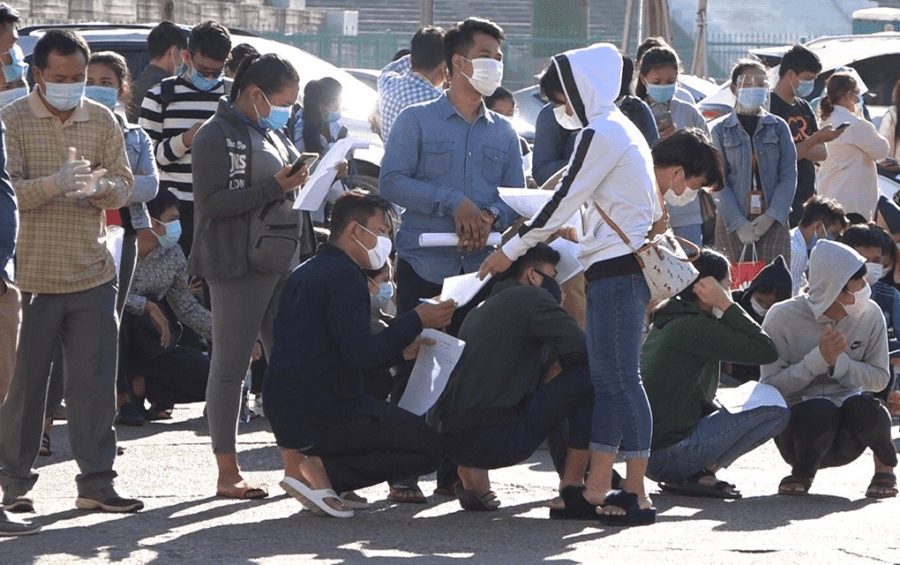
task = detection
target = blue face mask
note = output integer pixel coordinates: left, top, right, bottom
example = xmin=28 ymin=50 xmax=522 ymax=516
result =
xmin=795 ymin=79 xmax=815 ymax=98
xmin=190 ymin=67 xmax=222 ymax=92
xmin=255 ymin=92 xmax=292 ymax=131
xmin=2 ymin=44 xmax=27 ymax=83
xmin=377 ymin=281 xmax=394 ymax=304
xmin=85 ymin=85 xmax=119 ymax=111
xmin=41 ymin=80 xmax=85 ymax=111
xmin=326 ymin=110 xmax=341 ymax=124
xmin=646 ymin=83 xmax=676 ymax=104
xmin=736 ymin=87 xmax=767 ymax=111
xmin=155 ymin=219 xmax=182 ymax=249
xmin=808 ymin=224 xmax=831 ymax=250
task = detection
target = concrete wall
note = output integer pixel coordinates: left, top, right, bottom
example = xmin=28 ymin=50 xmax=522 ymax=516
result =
xmin=6 ymin=0 xmax=325 ymax=33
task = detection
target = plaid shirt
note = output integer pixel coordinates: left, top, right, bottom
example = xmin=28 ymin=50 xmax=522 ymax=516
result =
xmin=378 ymin=55 xmax=442 ymax=141
xmin=2 ymin=90 xmax=134 ymax=294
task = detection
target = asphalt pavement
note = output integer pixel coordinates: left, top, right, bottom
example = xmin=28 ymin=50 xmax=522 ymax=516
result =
xmin=0 ymin=403 xmax=897 ymax=564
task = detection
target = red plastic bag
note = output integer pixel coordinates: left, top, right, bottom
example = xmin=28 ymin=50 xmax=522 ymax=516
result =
xmin=731 ymin=244 xmax=765 ymax=290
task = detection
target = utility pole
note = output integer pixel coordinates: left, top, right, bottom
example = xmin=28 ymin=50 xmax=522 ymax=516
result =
xmin=420 ymin=0 xmax=434 ymax=26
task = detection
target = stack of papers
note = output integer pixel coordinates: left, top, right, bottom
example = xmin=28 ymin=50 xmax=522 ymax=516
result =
xmin=293 ymin=137 xmax=369 ymax=212
xmin=440 ymin=272 xmax=492 ymax=307
xmin=717 ymin=382 xmax=787 ymax=414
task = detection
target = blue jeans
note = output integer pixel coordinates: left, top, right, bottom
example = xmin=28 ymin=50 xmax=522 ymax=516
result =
xmin=673 ymin=223 xmax=703 ymax=248
xmin=585 ymin=273 xmax=652 ymax=458
xmin=646 ymin=405 xmax=790 ymax=483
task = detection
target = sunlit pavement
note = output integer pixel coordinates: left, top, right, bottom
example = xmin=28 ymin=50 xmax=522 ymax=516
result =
xmin=1 ymin=403 xmax=897 ymax=564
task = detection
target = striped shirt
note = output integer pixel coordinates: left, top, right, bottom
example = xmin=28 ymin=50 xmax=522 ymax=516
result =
xmin=139 ymin=76 xmax=228 ymax=202
xmin=2 ymin=90 xmax=134 ymax=294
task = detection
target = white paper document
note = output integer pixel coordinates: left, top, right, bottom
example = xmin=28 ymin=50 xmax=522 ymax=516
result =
xmin=440 ymin=272 xmax=492 ymax=307
xmin=398 ymin=329 xmax=466 ymax=416
xmin=498 ymin=187 xmax=552 ymax=218
xmin=717 ymin=382 xmax=787 ymax=414
xmin=293 ymin=137 xmax=369 ymax=212
xmin=418 ymin=232 xmax=502 ymax=248
xmin=549 ymin=238 xmax=585 ymax=284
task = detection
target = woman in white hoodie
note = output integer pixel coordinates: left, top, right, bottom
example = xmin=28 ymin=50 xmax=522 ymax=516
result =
xmin=816 ymin=73 xmax=890 ymax=220
xmin=480 ymin=42 xmax=660 ymax=525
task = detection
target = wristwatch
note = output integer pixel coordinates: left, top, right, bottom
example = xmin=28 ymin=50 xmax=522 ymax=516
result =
xmin=484 ymin=206 xmax=501 ymax=227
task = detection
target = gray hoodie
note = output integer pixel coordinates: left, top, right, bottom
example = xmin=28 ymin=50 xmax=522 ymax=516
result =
xmin=760 ymin=240 xmax=889 ymax=406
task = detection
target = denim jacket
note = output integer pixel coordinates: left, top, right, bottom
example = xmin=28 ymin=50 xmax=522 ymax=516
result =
xmin=122 ymin=121 xmax=159 ymax=230
xmin=0 ymin=122 xmax=15 ymax=282
xmin=710 ymin=111 xmax=797 ymax=232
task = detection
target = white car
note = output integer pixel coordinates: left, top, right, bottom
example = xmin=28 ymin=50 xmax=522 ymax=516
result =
xmin=18 ymin=23 xmax=384 ymax=190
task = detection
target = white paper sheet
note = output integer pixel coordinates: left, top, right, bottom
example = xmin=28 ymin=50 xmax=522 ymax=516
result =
xmin=498 ymin=187 xmax=552 ymax=218
xmin=717 ymin=382 xmax=787 ymax=414
xmin=293 ymin=137 xmax=369 ymax=212
xmin=418 ymin=232 xmax=502 ymax=248
xmin=549 ymin=238 xmax=585 ymax=285
xmin=398 ymin=329 xmax=466 ymax=416
xmin=440 ymin=272 xmax=492 ymax=307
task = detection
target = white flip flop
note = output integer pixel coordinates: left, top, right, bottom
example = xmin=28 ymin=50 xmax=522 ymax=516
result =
xmin=280 ymin=476 xmax=354 ymax=518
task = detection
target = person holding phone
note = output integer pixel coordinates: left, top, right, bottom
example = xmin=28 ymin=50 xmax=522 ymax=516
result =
xmin=817 ymin=72 xmax=890 ymax=221
xmin=636 ymin=46 xmax=708 ymax=247
xmin=189 ymin=54 xmax=310 ymax=501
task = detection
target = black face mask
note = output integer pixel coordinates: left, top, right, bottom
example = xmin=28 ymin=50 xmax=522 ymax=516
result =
xmin=534 ymin=269 xmax=562 ymax=304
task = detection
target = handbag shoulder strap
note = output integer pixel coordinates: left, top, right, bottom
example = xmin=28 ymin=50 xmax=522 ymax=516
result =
xmin=592 ymin=201 xmax=633 ymax=248
xmin=592 ymin=187 xmax=669 ymax=248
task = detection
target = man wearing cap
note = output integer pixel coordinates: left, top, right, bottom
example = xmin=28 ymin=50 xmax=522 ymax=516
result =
xmin=761 ymin=240 xmax=896 ymax=498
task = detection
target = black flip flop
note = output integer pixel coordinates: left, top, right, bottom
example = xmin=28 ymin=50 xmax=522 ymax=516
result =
xmin=456 ymin=487 xmax=500 ymax=511
xmin=865 ymin=472 xmax=897 ymax=499
xmin=549 ymin=485 xmax=600 ymax=520
xmin=659 ymin=470 xmax=742 ymax=499
xmin=597 ymin=489 xmax=656 ymax=527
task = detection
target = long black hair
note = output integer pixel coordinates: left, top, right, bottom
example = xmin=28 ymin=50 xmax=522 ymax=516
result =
xmin=229 ymin=53 xmax=299 ymax=103
xmin=635 ymin=46 xmax=679 ymax=100
xmin=301 ymin=77 xmax=342 ymax=154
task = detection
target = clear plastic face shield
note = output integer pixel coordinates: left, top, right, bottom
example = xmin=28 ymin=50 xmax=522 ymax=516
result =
xmin=734 ymin=69 xmax=770 ymax=116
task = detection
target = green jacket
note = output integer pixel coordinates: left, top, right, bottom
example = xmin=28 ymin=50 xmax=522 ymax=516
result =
xmin=641 ymin=299 xmax=778 ymax=448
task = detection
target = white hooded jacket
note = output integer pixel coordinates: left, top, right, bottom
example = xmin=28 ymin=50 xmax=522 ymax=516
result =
xmin=502 ymin=43 xmax=661 ymax=267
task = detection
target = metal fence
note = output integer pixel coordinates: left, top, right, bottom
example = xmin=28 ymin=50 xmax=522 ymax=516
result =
xmin=269 ymin=30 xmax=809 ymax=89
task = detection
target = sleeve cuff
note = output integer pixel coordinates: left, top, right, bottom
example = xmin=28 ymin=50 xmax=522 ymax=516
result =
xmin=261 ymin=178 xmax=284 ymax=201
xmin=502 ymin=235 xmax=531 ymax=262
xmin=831 ymin=353 xmax=851 ymax=380
xmin=442 ymin=189 xmax=465 ymax=217
xmin=41 ymin=175 xmax=60 ymax=200
xmin=803 ymin=346 xmax=830 ymax=376
xmin=171 ymin=133 xmax=188 ymax=157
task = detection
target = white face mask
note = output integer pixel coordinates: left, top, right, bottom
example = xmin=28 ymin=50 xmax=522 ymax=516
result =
xmin=750 ymin=296 xmax=769 ymax=318
xmin=864 ymin=262 xmax=883 ymax=286
xmin=664 ymin=188 xmax=699 ymax=207
xmin=842 ymin=283 xmax=871 ymax=318
xmin=0 ymin=86 xmax=27 ymax=108
xmin=553 ymin=104 xmax=582 ymax=130
xmin=461 ymin=57 xmax=503 ymax=97
xmin=355 ymin=225 xmax=392 ymax=270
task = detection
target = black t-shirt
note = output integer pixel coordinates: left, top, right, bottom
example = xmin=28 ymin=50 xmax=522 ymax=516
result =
xmin=770 ymin=93 xmax=819 ymax=203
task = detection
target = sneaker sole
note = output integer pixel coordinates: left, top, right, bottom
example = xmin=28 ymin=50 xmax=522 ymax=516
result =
xmin=75 ymin=498 xmax=144 ymax=513
xmin=0 ymin=525 xmax=41 ymax=536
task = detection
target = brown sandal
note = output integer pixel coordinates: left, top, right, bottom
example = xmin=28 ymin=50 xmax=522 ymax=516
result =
xmin=216 ymin=483 xmax=269 ymax=500
xmin=865 ymin=472 xmax=897 ymax=499
xmin=778 ymin=475 xmax=812 ymax=496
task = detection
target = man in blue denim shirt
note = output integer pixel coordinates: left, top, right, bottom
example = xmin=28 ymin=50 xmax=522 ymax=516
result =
xmin=380 ymin=17 xmax=524 ymax=302
xmin=712 ymin=60 xmax=797 ymax=266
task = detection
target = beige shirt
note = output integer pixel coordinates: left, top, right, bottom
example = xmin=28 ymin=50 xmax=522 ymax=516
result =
xmin=878 ymin=107 xmax=899 ymax=160
xmin=817 ymin=105 xmax=890 ymax=220
xmin=2 ymin=90 xmax=133 ymax=294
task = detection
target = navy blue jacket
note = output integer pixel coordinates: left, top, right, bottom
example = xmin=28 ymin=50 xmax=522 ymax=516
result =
xmin=264 ymin=244 xmax=423 ymax=448
xmin=0 ymin=122 xmax=16 ymax=283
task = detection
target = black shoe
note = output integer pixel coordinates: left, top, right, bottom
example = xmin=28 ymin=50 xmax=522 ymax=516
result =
xmin=2 ymin=496 xmax=34 ymax=513
xmin=76 ymin=486 xmax=143 ymax=513
xmin=0 ymin=510 xmax=40 ymax=536
xmin=115 ymin=403 xmax=145 ymax=427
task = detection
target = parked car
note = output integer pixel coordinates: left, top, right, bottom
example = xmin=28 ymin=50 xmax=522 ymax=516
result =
xmin=18 ymin=23 xmax=383 ymax=191
xmin=698 ymin=32 xmax=900 ymax=123
xmin=343 ymin=68 xmax=379 ymax=92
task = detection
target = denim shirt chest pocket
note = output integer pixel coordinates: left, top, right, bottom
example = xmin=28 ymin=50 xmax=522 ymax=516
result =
xmin=721 ymin=130 xmax=747 ymax=187
xmin=481 ymin=145 xmax=507 ymax=185
xmin=420 ymin=140 xmax=454 ymax=180
xmin=754 ymin=126 xmax=780 ymax=189
xmin=124 ymin=131 xmax=144 ymax=172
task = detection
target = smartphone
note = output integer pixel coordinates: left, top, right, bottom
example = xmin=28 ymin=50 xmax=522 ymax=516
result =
xmin=651 ymin=103 xmax=673 ymax=132
xmin=289 ymin=152 xmax=319 ymax=176
xmin=836 ymin=122 xmax=851 ymax=131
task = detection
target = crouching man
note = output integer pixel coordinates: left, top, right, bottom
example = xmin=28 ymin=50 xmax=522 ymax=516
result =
xmin=437 ymin=243 xmax=594 ymax=513
xmin=761 ymin=240 xmax=897 ymax=498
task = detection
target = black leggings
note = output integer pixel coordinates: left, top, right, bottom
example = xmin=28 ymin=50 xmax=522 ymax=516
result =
xmin=775 ymin=395 xmax=897 ymax=479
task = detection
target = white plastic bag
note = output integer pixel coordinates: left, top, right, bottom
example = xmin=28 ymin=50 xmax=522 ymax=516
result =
xmin=105 ymin=225 xmax=124 ymax=272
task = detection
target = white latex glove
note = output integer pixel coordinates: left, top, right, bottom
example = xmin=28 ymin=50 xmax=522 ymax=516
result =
xmin=736 ymin=222 xmax=759 ymax=245
xmin=750 ymin=215 xmax=776 ymax=239
xmin=54 ymin=147 xmax=92 ymax=194
xmin=65 ymin=168 xmax=111 ymax=199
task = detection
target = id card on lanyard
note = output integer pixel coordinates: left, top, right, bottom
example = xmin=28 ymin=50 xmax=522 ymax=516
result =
xmin=748 ymin=140 xmax=766 ymax=219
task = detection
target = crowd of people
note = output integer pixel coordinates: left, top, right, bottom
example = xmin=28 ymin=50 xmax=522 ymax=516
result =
xmin=0 ymin=5 xmax=897 ymax=535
